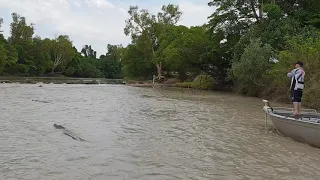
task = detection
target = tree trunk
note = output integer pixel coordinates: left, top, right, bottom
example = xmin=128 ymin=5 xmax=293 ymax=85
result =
xmin=250 ymin=0 xmax=260 ymax=21
xmin=156 ymin=62 xmax=162 ymax=79
xmin=258 ymin=0 xmax=263 ymax=19
xmin=52 ymin=53 xmax=62 ymax=73
xmin=156 ymin=62 xmax=162 ymax=80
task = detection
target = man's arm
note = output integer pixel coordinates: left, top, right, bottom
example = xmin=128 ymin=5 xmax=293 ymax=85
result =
xmin=287 ymin=69 xmax=297 ymax=78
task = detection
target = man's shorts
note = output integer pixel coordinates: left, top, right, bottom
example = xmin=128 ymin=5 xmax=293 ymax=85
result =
xmin=291 ymin=89 xmax=303 ymax=102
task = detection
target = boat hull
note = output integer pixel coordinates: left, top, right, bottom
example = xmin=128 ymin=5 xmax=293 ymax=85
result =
xmin=269 ymin=114 xmax=320 ymax=148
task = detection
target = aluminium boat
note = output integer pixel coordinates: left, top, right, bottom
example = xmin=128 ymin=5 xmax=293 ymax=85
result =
xmin=262 ymin=100 xmax=320 ymax=148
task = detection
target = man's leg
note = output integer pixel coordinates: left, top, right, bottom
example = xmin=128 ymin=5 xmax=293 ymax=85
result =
xmin=297 ymin=90 xmax=303 ymax=115
xmin=293 ymin=102 xmax=299 ymax=115
xmin=298 ymin=102 xmax=302 ymax=115
xmin=293 ymin=90 xmax=302 ymax=115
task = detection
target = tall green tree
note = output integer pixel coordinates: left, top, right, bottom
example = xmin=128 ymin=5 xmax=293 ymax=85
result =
xmin=7 ymin=13 xmax=35 ymax=74
xmin=232 ymin=39 xmax=273 ymax=95
xmin=29 ymin=37 xmax=52 ymax=75
xmin=0 ymin=16 xmax=18 ymax=74
xmin=0 ymin=40 xmax=6 ymax=73
xmin=207 ymin=0 xmax=265 ymax=36
xmin=124 ymin=4 xmax=182 ymax=80
xmin=99 ymin=44 xmax=123 ymax=79
xmin=122 ymin=44 xmax=153 ymax=79
xmin=156 ymin=25 xmax=208 ymax=80
xmin=51 ymin=35 xmax=75 ymax=73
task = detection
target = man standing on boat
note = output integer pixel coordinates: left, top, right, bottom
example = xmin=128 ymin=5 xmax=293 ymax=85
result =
xmin=287 ymin=61 xmax=305 ymax=116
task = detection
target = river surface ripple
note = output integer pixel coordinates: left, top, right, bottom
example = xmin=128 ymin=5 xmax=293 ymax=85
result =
xmin=1 ymin=84 xmax=320 ymax=180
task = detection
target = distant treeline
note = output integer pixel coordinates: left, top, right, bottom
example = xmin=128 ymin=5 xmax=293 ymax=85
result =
xmin=0 ymin=13 xmax=122 ymax=79
xmin=1 ymin=1 xmax=320 ymax=108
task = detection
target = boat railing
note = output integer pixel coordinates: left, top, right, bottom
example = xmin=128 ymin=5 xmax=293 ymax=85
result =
xmin=262 ymin=99 xmax=318 ymax=114
xmin=272 ymin=107 xmax=318 ymax=113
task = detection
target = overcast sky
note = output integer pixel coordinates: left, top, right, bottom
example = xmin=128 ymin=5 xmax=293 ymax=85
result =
xmin=0 ymin=0 xmax=214 ymax=55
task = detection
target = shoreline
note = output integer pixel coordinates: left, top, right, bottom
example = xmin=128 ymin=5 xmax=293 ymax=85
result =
xmin=126 ymin=83 xmax=174 ymax=87
xmin=0 ymin=76 xmax=125 ymax=85
xmin=126 ymin=83 xmax=309 ymax=110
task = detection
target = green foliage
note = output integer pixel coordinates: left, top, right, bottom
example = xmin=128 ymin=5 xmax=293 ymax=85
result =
xmin=0 ymin=43 xmax=6 ymax=73
xmin=278 ymin=0 xmax=320 ymax=28
xmin=232 ymin=39 xmax=274 ymax=96
xmin=233 ymin=17 xmax=300 ymax=64
xmin=65 ymin=51 xmax=103 ymax=78
xmin=0 ymin=13 xmax=122 ymax=78
xmin=176 ymin=75 xmax=216 ymax=90
xmin=7 ymin=13 xmax=34 ymax=72
xmin=51 ymin=35 xmax=75 ymax=73
xmin=0 ymin=34 xmax=18 ymax=75
xmin=80 ymin=62 xmax=103 ymax=78
xmin=156 ymin=25 xmax=207 ymax=80
xmin=123 ymin=4 xmax=182 ymax=78
xmin=122 ymin=44 xmax=153 ymax=79
xmin=65 ymin=66 xmax=75 ymax=76
xmin=99 ymin=44 xmax=123 ymax=79
xmin=267 ymin=31 xmax=320 ymax=108
xmin=81 ymin=45 xmax=97 ymax=59
xmin=29 ymin=37 xmax=52 ymax=76
xmin=263 ymin=3 xmax=282 ymax=19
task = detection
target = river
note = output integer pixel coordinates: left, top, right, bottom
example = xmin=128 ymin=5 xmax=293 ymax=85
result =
xmin=0 ymin=84 xmax=319 ymax=180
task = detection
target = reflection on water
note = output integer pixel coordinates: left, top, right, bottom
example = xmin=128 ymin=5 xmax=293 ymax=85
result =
xmin=0 ymin=84 xmax=319 ymax=180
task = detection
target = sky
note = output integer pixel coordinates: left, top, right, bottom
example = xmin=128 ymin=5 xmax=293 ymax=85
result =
xmin=0 ymin=0 xmax=214 ymax=56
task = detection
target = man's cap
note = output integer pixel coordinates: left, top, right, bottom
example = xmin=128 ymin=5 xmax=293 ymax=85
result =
xmin=295 ymin=61 xmax=303 ymax=67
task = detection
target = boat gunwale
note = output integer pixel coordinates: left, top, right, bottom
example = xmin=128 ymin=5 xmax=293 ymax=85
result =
xmin=265 ymin=107 xmax=320 ymax=126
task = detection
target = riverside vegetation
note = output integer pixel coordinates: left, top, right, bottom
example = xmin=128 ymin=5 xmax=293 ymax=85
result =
xmin=0 ymin=1 xmax=319 ymax=108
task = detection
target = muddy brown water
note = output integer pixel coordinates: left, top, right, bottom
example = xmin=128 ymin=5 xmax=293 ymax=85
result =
xmin=0 ymin=84 xmax=319 ymax=180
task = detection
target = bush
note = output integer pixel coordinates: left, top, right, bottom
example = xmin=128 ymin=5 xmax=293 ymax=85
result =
xmin=65 ymin=66 xmax=75 ymax=76
xmin=231 ymin=39 xmax=274 ymax=96
xmin=176 ymin=74 xmax=216 ymax=90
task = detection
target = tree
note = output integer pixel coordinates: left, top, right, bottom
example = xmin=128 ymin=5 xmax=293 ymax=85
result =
xmin=0 ymin=18 xmax=18 ymax=74
xmin=124 ymin=4 xmax=182 ymax=80
xmin=0 ymin=19 xmax=6 ymax=72
xmin=0 ymin=17 xmax=3 ymax=33
xmin=232 ymin=39 xmax=273 ymax=95
xmin=205 ymin=0 xmax=266 ymax=86
xmin=81 ymin=45 xmax=97 ymax=59
xmin=271 ymin=0 xmax=320 ymax=28
xmin=51 ymin=35 xmax=75 ymax=73
xmin=1 ymin=12 xmax=126 ymax=78
xmin=155 ymin=25 xmax=208 ymax=80
xmin=122 ymin=44 xmax=154 ymax=79
xmin=157 ymin=4 xmax=182 ymax=24
xmin=0 ymin=43 xmax=6 ymax=73
xmin=29 ymin=37 xmax=52 ymax=75
xmin=9 ymin=13 xmax=34 ymax=45
xmin=207 ymin=0 xmax=265 ymax=37
xmin=8 ymin=13 xmax=35 ymax=74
